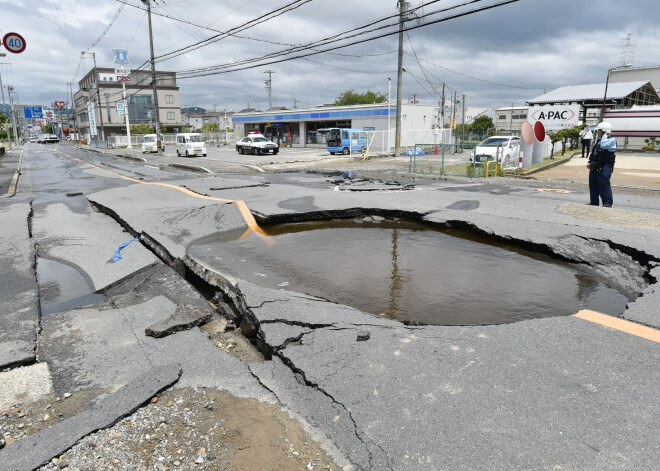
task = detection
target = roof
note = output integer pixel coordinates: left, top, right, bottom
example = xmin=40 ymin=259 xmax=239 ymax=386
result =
xmin=495 ymin=106 xmax=528 ymax=111
xmin=610 ymin=64 xmax=660 ymax=72
xmin=527 ymin=81 xmax=650 ymax=104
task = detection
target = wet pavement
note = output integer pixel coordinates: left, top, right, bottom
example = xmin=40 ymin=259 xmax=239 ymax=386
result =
xmin=1 ymin=142 xmax=659 ymax=470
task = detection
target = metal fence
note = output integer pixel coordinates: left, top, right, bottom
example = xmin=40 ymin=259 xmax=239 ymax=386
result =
xmin=410 ymin=142 xmax=514 ymax=178
xmin=107 ymin=132 xmax=236 ymax=149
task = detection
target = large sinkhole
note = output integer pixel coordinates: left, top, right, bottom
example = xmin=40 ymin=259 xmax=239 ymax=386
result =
xmin=189 ymin=218 xmax=628 ymax=325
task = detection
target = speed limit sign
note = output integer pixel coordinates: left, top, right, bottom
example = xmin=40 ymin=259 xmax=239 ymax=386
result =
xmin=2 ymin=32 xmax=27 ymax=54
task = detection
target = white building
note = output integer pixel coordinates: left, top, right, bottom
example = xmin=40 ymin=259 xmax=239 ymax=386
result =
xmin=232 ymin=103 xmax=456 ymax=152
xmin=494 ymin=106 xmax=528 ymax=133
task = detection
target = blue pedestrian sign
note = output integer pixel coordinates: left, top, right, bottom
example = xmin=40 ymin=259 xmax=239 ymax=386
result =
xmin=113 ymin=49 xmax=129 ymax=64
xmin=116 ymin=103 xmax=125 ymax=111
xmin=23 ymin=106 xmax=43 ymax=119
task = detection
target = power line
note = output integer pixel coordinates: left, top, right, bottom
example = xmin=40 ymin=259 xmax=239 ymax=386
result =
xmin=406 ymin=52 xmax=546 ymax=90
xmin=116 ymin=0 xmax=315 ymax=63
xmin=88 ymin=3 xmax=126 ymax=51
xmin=176 ymin=0 xmax=519 ymax=78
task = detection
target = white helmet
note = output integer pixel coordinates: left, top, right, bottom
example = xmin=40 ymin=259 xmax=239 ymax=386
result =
xmin=596 ymin=122 xmax=612 ymax=133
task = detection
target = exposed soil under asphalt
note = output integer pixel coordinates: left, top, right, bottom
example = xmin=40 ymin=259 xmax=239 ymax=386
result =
xmin=2 ymin=387 xmax=340 ymax=471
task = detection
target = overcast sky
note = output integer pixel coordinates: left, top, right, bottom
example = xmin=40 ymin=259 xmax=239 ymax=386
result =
xmin=1 ymin=0 xmax=659 ymax=112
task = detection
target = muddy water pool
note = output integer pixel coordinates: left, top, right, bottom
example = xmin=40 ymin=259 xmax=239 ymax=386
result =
xmin=189 ymin=219 xmax=628 ymax=325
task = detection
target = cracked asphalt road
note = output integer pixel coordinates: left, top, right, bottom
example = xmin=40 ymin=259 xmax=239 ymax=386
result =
xmin=1 ymin=143 xmax=659 ymax=470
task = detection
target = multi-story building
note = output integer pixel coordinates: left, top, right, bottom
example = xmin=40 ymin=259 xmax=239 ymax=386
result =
xmin=74 ymin=67 xmax=182 ymax=141
xmin=182 ymin=110 xmax=234 ymax=131
xmin=494 ymin=106 xmax=529 ymax=133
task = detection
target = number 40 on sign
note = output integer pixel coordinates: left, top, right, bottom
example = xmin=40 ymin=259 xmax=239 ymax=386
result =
xmin=2 ymin=32 xmax=27 ymax=54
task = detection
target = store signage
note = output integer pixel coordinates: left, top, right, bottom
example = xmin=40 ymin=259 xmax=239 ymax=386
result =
xmin=528 ymin=105 xmax=580 ymax=130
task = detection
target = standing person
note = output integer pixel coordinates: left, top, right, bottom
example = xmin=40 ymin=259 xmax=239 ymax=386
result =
xmin=587 ymin=122 xmax=616 ymax=207
xmin=579 ymin=124 xmax=592 ymax=158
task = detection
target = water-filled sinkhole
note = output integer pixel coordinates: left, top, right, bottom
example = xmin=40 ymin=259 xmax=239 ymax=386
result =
xmin=189 ymin=218 xmax=628 ymax=325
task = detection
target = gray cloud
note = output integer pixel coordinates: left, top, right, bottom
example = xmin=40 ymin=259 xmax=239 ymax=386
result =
xmin=1 ymin=0 xmax=658 ymax=112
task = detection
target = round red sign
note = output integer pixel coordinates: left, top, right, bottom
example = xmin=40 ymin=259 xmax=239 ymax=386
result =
xmin=2 ymin=32 xmax=27 ymax=54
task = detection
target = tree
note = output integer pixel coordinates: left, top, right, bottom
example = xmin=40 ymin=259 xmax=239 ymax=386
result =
xmin=0 ymin=111 xmax=9 ymax=130
xmin=181 ymin=126 xmax=191 ymax=133
xmin=200 ymin=122 xmax=219 ymax=133
xmin=471 ymin=115 xmax=494 ymax=131
xmin=549 ymin=131 xmax=563 ymax=157
xmin=565 ymin=125 xmax=582 ymax=150
xmin=130 ymin=123 xmax=155 ymax=134
xmin=334 ymin=89 xmax=387 ymax=106
xmin=43 ymin=124 xmax=55 ymax=134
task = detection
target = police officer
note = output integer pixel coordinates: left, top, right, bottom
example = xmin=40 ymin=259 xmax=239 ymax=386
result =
xmin=587 ymin=122 xmax=616 ymax=207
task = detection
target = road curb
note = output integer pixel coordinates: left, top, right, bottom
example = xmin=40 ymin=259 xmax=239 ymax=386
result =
xmin=168 ymin=163 xmax=213 ymax=174
xmin=6 ymin=168 xmax=20 ymax=197
xmin=116 ymin=153 xmax=148 ymax=163
xmin=240 ymin=164 xmax=266 ymax=173
xmin=520 ymin=151 xmax=579 ymax=176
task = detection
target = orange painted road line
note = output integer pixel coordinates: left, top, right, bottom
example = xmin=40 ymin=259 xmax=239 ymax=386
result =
xmin=573 ymin=310 xmax=660 ymax=344
xmin=55 ymin=149 xmax=271 ymax=241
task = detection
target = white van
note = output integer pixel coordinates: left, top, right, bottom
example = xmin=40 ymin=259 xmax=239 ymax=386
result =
xmin=141 ymin=134 xmax=163 ymax=153
xmin=176 ymin=133 xmax=207 ymax=157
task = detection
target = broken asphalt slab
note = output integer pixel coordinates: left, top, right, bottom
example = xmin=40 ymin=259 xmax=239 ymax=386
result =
xmin=32 ymin=200 xmax=158 ymax=292
xmin=75 ymin=173 xmax=660 ymax=470
xmin=246 ymin=294 xmax=660 ymax=471
xmin=87 ymin=182 xmax=248 ymax=260
xmin=0 ymin=364 xmax=181 ymax=471
xmin=0 ymin=202 xmax=39 ymax=369
xmin=39 ymin=296 xmax=273 ymax=402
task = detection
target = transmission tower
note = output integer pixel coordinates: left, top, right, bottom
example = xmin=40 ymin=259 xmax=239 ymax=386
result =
xmin=621 ymin=33 xmax=635 ymax=68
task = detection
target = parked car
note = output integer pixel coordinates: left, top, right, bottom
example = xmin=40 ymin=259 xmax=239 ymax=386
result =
xmin=176 ymin=133 xmax=206 ymax=157
xmin=142 ymin=134 xmax=164 ymax=153
xmin=473 ymin=136 xmax=520 ymax=163
xmin=235 ymin=133 xmax=279 ymax=155
xmin=29 ymin=136 xmax=36 ymax=142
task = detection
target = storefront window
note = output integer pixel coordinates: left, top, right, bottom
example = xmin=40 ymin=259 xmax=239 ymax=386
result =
xmin=306 ymin=120 xmax=351 ymax=145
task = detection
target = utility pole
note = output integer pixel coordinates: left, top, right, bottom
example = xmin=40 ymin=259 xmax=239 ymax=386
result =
xmin=69 ymin=82 xmax=79 ymax=142
xmin=395 ymin=0 xmax=407 ymax=157
xmin=264 ymin=70 xmax=275 ymax=109
xmin=143 ymin=0 xmax=162 ymax=154
xmin=388 ymin=77 xmax=392 ymax=153
xmin=461 ymin=94 xmax=466 ymax=151
xmin=440 ymin=83 xmax=445 ymax=128
xmin=0 ymin=56 xmax=10 ymax=146
xmin=7 ymin=85 xmax=19 ymax=146
xmin=82 ymin=51 xmax=105 ymax=142
xmin=509 ymin=102 xmax=513 ymax=132
xmin=92 ymin=52 xmax=105 ymax=142
xmin=293 ymin=97 xmax=298 ymax=109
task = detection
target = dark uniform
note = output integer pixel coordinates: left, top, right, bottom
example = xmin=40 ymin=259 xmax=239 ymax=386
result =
xmin=588 ymin=133 xmax=616 ymax=207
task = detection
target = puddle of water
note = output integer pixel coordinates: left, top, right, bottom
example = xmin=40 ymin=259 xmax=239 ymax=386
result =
xmin=37 ymin=258 xmax=106 ymax=316
xmin=190 ymin=219 xmax=629 ymax=325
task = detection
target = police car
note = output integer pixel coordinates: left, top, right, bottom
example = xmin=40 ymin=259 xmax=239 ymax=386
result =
xmin=235 ymin=133 xmax=279 ymax=155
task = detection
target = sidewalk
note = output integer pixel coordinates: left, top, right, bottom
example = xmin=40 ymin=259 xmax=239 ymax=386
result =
xmin=534 ymin=152 xmax=660 ymax=189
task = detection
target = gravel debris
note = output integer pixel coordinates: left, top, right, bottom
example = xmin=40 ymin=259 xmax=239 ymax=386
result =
xmin=31 ymin=388 xmax=339 ymax=471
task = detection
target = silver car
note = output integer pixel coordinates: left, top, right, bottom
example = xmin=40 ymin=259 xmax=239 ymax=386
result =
xmin=473 ymin=136 xmax=520 ymax=163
